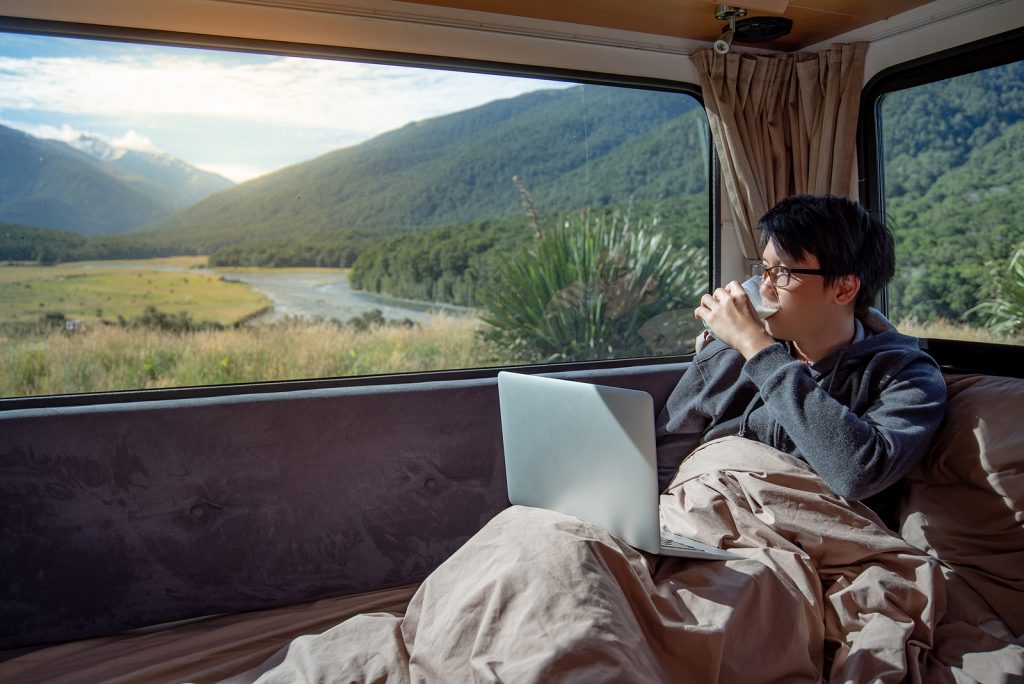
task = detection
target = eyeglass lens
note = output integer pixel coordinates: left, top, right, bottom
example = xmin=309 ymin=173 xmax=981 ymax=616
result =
xmin=753 ymin=264 xmax=790 ymax=286
xmin=751 ymin=264 xmax=789 ymax=287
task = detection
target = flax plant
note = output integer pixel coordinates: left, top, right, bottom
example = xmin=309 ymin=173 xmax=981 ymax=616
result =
xmin=968 ymin=244 xmax=1024 ymax=337
xmin=478 ymin=189 xmax=707 ymax=363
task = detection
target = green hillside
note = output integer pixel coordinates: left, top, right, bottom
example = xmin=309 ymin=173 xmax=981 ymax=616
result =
xmin=138 ymin=84 xmax=704 ymax=251
xmin=887 ymin=119 xmax=1024 ymax=322
xmin=110 ymin=149 xmax=234 ymax=209
xmin=882 ymin=60 xmax=1024 ymax=324
xmin=882 ymin=61 xmax=1023 ymax=199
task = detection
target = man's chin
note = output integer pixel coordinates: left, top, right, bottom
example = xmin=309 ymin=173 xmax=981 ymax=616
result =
xmin=764 ymin=320 xmax=790 ymax=340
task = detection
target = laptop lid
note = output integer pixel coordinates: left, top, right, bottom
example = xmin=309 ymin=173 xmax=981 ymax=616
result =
xmin=497 ymin=371 xmax=663 ymax=554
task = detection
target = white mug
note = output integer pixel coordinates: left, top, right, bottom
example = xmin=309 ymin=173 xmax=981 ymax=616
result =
xmin=701 ymin=275 xmax=779 ymax=338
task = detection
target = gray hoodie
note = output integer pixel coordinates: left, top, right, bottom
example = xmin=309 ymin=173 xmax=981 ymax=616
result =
xmin=656 ymin=310 xmax=947 ymax=500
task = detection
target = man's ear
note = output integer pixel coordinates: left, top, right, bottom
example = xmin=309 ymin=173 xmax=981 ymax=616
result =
xmin=832 ymin=274 xmax=860 ymax=306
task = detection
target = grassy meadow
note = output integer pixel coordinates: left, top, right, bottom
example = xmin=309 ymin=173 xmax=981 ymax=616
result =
xmin=0 ymin=257 xmax=497 ymax=397
xmin=0 ymin=257 xmax=270 ymax=326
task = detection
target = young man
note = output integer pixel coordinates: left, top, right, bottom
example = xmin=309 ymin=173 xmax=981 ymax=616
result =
xmin=656 ymin=194 xmax=947 ymax=513
xmin=245 ymin=195 xmax=949 ymax=683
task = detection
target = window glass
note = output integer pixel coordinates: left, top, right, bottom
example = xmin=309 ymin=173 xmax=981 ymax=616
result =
xmin=880 ymin=59 xmax=1024 ymax=346
xmin=0 ymin=32 xmax=710 ymax=397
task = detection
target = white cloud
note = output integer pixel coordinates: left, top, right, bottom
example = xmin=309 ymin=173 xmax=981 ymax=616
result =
xmin=112 ymin=129 xmax=159 ymax=153
xmin=0 ymin=52 xmax=557 ymax=138
xmin=0 ymin=119 xmax=158 ymax=160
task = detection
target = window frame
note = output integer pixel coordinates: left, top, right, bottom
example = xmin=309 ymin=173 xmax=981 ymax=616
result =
xmin=858 ymin=26 xmax=1024 ymax=378
xmin=0 ymin=15 xmax=720 ymax=410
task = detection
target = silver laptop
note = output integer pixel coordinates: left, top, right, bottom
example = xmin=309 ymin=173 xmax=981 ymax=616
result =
xmin=497 ymin=371 xmax=738 ymax=560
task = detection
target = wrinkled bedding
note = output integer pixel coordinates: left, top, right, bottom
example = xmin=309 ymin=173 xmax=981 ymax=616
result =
xmin=236 ymin=437 xmax=1024 ymax=683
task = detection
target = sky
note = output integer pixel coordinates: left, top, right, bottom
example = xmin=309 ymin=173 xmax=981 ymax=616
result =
xmin=0 ymin=32 xmax=568 ymax=182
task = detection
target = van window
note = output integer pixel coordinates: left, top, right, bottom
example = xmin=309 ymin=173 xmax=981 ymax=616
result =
xmin=0 ymin=31 xmax=711 ymax=398
xmin=879 ymin=59 xmax=1023 ymax=347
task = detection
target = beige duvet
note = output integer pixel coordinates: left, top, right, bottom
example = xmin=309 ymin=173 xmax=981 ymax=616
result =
xmin=237 ymin=437 xmax=1023 ymax=683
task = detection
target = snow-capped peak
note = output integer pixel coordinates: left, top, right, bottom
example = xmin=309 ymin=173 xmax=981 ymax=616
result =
xmin=67 ymin=130 xmax=126 ymax=161
xmin=52 ymin=124 xmax=163 ymax=162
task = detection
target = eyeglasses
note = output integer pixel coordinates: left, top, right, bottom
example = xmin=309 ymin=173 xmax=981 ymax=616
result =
xmin=751 ymin=263 xmax=827 ymax=288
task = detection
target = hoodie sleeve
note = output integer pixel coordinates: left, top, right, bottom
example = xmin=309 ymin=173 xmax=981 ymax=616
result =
xmin=654 ymin=360 xmax=710 ymax=491
xmin=653 ymin=341 xmax=754 ymax=490
xmin=741 ymin=343 xmax=947 ymax=500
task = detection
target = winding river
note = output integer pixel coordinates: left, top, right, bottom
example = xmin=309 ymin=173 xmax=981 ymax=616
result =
xmin=216 ymin=270 xmax=476 ymax=324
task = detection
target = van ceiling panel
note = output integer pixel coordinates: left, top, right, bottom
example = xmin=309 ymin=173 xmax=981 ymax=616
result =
xmin=382 ymin=0 xmax=938 ymax=50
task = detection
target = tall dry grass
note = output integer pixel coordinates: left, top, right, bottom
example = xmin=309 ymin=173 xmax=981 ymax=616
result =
xmin=895 ymin=317 xmax=1024 ymax=345
xmin=1 ymin=314 xmax=496 ymax=398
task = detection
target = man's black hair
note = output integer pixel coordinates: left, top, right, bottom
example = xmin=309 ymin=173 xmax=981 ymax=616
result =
xmin=758 ymin=194 xmax=895 ymax=315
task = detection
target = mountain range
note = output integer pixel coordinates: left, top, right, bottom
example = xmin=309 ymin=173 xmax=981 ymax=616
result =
xmin=1 ymin=84 xmax=705 ymax=251
xmin=0 ymin=124 xmax=233 ymax=235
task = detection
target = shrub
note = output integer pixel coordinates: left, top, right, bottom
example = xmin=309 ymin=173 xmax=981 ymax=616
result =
xmin=478 ymin=191 xmax=706 ymax=363
xmin=119 ymin=305 xmax=224 ymax=333
xmin=968 ymin=244 xmax=1024 ymax=336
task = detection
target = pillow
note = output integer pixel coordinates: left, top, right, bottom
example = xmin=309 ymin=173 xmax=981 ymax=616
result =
xmin=898 ymin=374 xmax=1024 ymax=637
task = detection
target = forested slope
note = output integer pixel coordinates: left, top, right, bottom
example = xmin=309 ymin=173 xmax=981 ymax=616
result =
xmin=883 ymin=61 xmax=1024 ymax=323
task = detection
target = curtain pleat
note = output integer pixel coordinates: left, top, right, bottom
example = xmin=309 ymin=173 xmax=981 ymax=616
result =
xmin=691 ymin=43 xmax=868 ymax=259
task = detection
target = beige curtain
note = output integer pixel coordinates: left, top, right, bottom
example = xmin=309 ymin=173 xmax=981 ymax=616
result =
xmin=691 ymin=43 xmax=868 ymax=260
